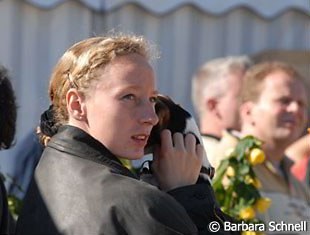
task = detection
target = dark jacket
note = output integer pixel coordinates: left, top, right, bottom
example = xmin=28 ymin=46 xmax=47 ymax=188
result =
xmin=16 ymin=125 xmax=232 ymax=235
xmin=0 ymin=177 xmax=16 ymax=235
xmin=0 ymin=179 xmax=10 ymax=234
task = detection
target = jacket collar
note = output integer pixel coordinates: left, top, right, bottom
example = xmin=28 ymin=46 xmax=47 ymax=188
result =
xmin=48 ymin=125 xmax=137 ymax=179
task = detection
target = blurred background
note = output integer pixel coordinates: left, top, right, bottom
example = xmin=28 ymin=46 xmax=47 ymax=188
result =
xmin=0 ymin=0 xmax=309 ymax=151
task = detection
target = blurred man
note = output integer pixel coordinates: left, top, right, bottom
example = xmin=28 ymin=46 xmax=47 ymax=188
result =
xmin=191 ymin=56 xmax=252 ymax=168
xmin=238 ymin=61 xmax=309 ymax=231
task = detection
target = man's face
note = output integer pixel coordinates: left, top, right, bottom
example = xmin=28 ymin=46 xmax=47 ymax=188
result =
xmin=248 ymin=70 xmax=308 ymax=146
xmin=84 ymin=53 xmax=159 ymax=160
xmin=217 ymin=71 xmax=244 ymax=131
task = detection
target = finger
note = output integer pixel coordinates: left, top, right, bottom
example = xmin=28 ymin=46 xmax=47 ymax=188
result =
xmin=184 ymin=133 xmax=196 ymax=153
xmin=173 ymin=132 xmax=185 ymax=150
xmin=196 ymin=144 xmax=204 ymax=162
xmin=160 ymin=129 xmax=173 ymax=152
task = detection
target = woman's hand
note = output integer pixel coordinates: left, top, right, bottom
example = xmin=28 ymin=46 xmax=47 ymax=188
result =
xmin=151 ymin=129 xmax=203 ymax=191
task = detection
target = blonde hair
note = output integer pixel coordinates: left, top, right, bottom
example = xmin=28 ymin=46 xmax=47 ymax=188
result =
xmin=241 ymin=61 xmax=305 ymax=103
xmin=191 ymin=56 xmax=252 ymax=116
xmin=49 ymin=34 xmax=157 ymax=125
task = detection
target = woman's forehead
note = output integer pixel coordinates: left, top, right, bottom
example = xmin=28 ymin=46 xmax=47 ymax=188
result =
xmin=93 ymin=55 xmax=156 ymax=90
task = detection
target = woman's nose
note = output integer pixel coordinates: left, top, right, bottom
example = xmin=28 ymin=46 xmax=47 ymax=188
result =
xmin=140 ymin=104 xmax=159 ymax=126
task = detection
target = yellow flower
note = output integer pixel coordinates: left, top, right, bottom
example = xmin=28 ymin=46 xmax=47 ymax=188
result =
xmin=242 ymin=231 xmax=257 ymax=235
xmin=255 ymin=197 xmax=271 ymax=213
xmin=245 ymin=175 xmax=254 ymax=184
xmin=239 ymin=207 xmax=256 ymax=220
xmin=221 ymin=176 xmax=230 ymax=189
xmin=253 ymin=178 xmax=262 ymax=189
xmin=8 ymin=199 xmax=13 ymax=206
xmin=242 ymin=232 xmax=265 ymax=235
xmin=245 ymin=175 xmax=262 ymax=188
xmin=248 ymin=148 xmax=265 ymax=165
xmin=226 ymin=166 xmax=235 ymax=177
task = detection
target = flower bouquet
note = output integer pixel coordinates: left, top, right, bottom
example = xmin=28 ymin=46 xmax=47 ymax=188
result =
xmin=212 ymin=136 xmax=271 ymax=235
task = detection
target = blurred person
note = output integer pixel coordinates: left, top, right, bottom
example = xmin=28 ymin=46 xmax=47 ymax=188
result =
xmin=0 ymin=128 xmax=43 ymax=199
xmin=237 ymin=61 xmax=309 ymax=232
xmin=285 ymin=133 xmax=310 ymax=186
xmin=0 ymin=108 xmax=57 ymax=200
xmin=0 ymin=65 xmax=17 ymax=234
xmin=191 ymin=56 xmax=252 ymax=168
xmin=16 ymin=34 xmax=237 ymax=235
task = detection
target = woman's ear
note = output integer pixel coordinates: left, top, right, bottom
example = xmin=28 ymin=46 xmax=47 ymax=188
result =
xmin=66 ymin=88 xmax=87 ymax=121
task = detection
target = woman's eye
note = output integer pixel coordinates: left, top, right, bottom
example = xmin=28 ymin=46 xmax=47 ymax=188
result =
xmin=123 ymin=94 xmax=135 ymax=100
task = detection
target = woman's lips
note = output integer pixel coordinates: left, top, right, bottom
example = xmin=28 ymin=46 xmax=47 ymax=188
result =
xmin=131 ymin=134 xmax=149 ymax=147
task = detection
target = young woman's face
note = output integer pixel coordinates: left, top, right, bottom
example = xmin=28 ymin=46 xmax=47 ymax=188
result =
xmin=84 ymin=53 xmax=159 ymax=159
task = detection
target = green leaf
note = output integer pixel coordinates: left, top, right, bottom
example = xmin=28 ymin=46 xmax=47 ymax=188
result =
xmin=235 ymin=182 xmax=260 ymax=201
xmin=214 ymin=187 xmax=226 ymax=204
xmin=8 ymin=195 xmax=23 ymax=219
xmin=238 ymin=164 xmax=250 ymax=175
xmin=212 ymin=159 xmax=229 ymax=188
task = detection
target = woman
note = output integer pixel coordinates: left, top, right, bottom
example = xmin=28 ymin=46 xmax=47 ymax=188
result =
xmin=16 ymin=34 xmax=231 ymax=234
xmin=0 ymin=65 xmax=17 ymax=234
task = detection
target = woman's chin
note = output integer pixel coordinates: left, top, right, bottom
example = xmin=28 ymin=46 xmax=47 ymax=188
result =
xmin=121 ymin=152 xmax=144 ymax=161
xmin=132 ymin=152 xmax=144 ymax=160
